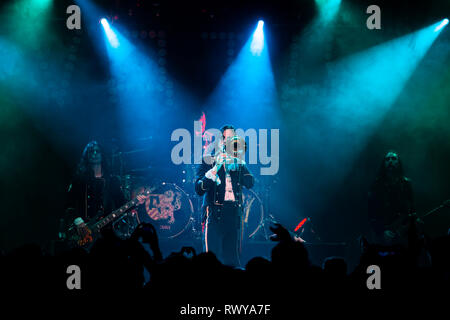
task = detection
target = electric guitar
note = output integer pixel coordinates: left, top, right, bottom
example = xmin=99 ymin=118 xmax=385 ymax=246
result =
xmin=65 ymin=187 xmax=155 ymax=250
xmin=377 ymin=199 xmax=450 ymax=244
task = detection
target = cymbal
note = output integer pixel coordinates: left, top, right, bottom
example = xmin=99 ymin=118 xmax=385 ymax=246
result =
xmin=124 ymin=167 xmax=154 ymax=174
xmin=122 ymin=148 xmax=153 ymax=155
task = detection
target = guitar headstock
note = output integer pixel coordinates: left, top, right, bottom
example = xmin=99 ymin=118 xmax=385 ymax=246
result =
xmin=443 ymin=199 xmax=450 ymax=208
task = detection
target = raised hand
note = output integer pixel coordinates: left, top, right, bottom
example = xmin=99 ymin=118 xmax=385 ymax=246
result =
xmin=180 ymin=246 xmax=196 ymax=258
xmin=269 ymin=223 xmax=292 ymax=243
xmin=132 ymin=223 xmax=159 ymax=248
xmin=214 ymin=152 xmax=227 ymax=171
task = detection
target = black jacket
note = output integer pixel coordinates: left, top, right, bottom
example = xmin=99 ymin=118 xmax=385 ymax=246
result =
xmin=66 ymin=175 xmax=126 ymax=223
xmin=368 ymin=176 xmax=414 ymax=234
xmin=195 ymin=156 xmax=254 ymax=218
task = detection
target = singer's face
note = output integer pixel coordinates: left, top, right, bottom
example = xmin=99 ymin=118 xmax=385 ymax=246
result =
xmin=222 ymin=129 xmax=235 ymax=141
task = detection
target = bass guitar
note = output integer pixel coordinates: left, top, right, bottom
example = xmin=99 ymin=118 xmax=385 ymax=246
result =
xmin=65 ymin=187 xmax=155 ymax=250
xmin=377 ymin=199 xmax=450 ymax=245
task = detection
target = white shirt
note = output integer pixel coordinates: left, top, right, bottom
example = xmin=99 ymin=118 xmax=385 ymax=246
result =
xmin=205 ymin=168 xmax=236 ymax=202
xmin=224 ymin=172 xmax=236 ymax=201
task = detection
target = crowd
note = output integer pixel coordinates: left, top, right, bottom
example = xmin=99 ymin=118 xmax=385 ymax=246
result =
xmin=1 ymin=222 xmax=448 ymax=302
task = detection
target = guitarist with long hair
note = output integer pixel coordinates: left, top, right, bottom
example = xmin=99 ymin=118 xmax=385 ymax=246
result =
xmin=368 ymin=151 xmax=418 ymax=245
xmin=64 ymin=141 xmax=146 ymax=246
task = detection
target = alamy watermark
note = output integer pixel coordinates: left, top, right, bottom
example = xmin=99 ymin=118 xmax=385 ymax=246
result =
xmin=366 ymin=5 xmax=381 ymax=30
xmin=66 ymin=5 xmax=381 ymax=31
xmin=366 ymin=264 xmax=381 ymax=289
xmin=171 ymin=121 xmax=279 ymax=176
xmin=66 ymin=5 xmax=81 ymax=30
xmin=66 ymin=264 xmax=81 ymax=290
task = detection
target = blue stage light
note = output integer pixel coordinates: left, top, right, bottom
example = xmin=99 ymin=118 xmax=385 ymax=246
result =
xmin=315 ymin=0 xmax=341 ymax=23
xmin=250 ymin=20 xmax=264 ymax=56
xmin=204 ymin=17 xmax=278 ymax=131
xmin=434 ymin=18 xmax=449 ymax=32
xmin=101 ymin=18 xmax=119 ymax=48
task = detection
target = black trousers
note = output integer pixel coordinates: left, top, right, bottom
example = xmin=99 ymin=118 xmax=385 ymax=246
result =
xmin=204 ymin=201 xmax=241 ymax=267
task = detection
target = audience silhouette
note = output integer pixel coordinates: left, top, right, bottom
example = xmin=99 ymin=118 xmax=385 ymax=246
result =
xmin=1 ymin=220 xmax=448 ymax=301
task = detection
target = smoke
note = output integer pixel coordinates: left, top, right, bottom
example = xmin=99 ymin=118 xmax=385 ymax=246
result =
xmin=277 ymin=8 xmax=450 ymax=237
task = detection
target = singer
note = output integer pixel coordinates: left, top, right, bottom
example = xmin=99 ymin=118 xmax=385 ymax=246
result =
xmin=195 ymin=124 xmax=254 ymax=266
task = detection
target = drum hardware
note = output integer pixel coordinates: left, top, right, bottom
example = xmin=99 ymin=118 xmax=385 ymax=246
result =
xmin=187 ymin=216 xmax=203 ymax=240
xmin=127 ymin=166 xmax=154 ymax=173
xmin=246 ymin=176 xmax=277 ymax=242
xmin=122 ymin=147 xmax=154 ymax=155
xmin=241 ymin=188 xmax=266 ymax=241
xmin=251 ymin=211 xmax=270 ymax=241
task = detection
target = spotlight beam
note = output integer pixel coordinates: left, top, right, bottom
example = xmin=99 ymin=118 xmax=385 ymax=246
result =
xmin=250 ymin=20 xmax=265 ymax=56
xmin=101 ymin=18 xmax=120 ymax=48
xmin=434 ymin=18 xmax=449 ymax=32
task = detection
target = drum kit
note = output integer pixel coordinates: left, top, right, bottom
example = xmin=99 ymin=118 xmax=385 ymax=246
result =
xmin=110 ymin=140 xmax=270 ymax=244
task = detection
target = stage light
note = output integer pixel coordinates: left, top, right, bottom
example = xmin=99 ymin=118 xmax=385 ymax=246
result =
xmin=4 ymin=0 xmax=53 ymax=48
xmin=281 ymin=18 xmax=448 ymax=193
xmin=203 ymin=15 xmax=278 ymax=137
xmin=32 ymin=0 xmax=52 ymax=9
xmin=250 ymin=20 xmax=265 ymax=56
xmin=434 ymin=18 xmax=449 ymax=32
xmin=315 ymin=0 xmax=341 ymax=23
xmin=101 ymin=18 xmax=120 ymax=48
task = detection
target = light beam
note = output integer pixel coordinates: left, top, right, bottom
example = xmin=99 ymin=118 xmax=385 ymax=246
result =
xmin=101 ymin=18 xmax=120 ymax=48
xmin=250 ymin=20 xmax=265 ymax=56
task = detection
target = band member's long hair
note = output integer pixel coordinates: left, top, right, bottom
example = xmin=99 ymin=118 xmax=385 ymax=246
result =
xmin=374 ymin=150 xmax=405 ymax=184
xmin=75 ymin=141 xmax=110 ymax=180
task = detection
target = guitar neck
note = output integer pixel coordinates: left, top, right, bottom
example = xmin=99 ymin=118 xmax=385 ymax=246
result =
xmin=92 ymin=187 xmax=154 ymax=231
xmin=93 ymin=199 xmax=138 ymax=230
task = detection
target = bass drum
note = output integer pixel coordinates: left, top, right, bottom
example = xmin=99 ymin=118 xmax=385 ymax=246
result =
xmin=241 ymin=189 xmax=265 ymax=240
xmin=133 ymin=182 xmax=194 ymax=239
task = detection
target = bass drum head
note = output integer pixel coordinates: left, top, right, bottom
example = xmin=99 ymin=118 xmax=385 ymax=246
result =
xmin=241 ymin=188 xmax=264 ymax=240
xmin=133 ymin=182 xmax=194 ymax=239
